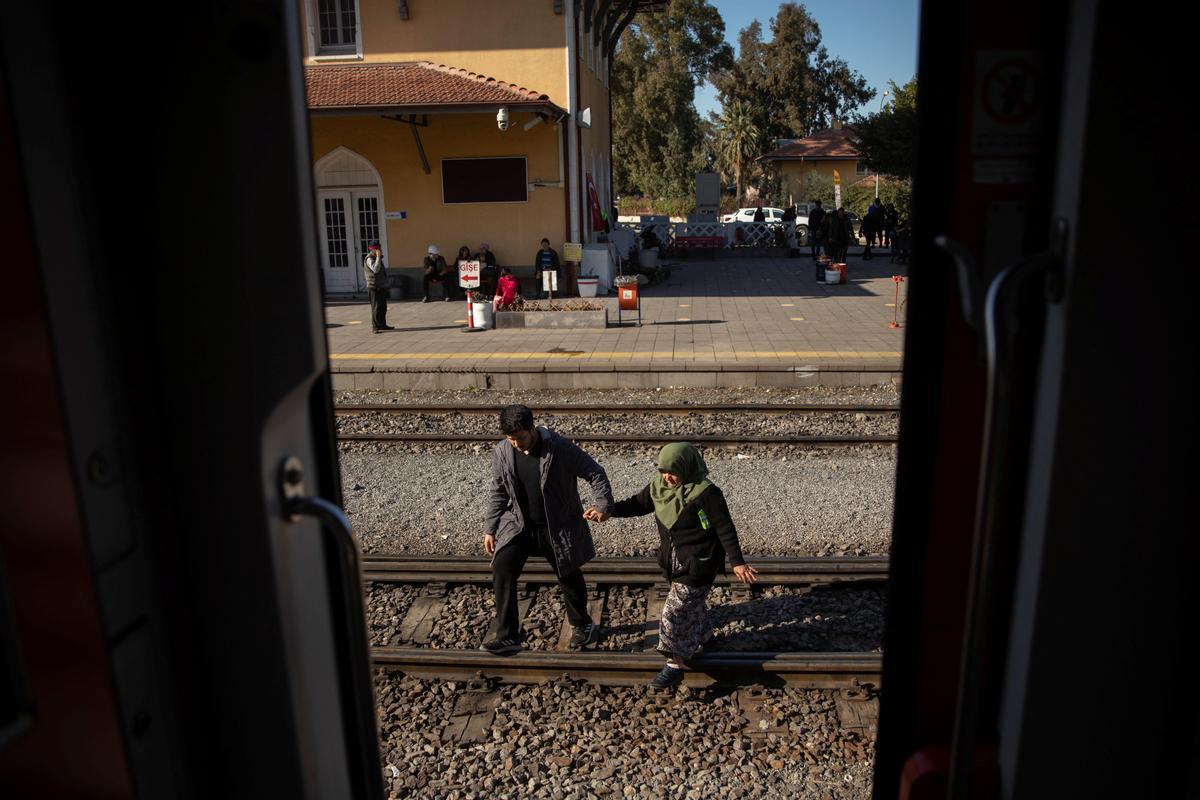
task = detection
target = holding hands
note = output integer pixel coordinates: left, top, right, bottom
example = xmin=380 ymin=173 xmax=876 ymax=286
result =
xmin=583 ymin=507 xmax=610 ymax=522
xmin=733 ymin=564 xmax=758 ymax=584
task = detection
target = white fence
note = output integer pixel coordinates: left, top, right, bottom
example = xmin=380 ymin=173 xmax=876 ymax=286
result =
xmin=613 ymin=221 xmax=808 ymax=249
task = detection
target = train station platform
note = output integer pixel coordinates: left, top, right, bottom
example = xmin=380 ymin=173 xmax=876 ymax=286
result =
xmin=325 ymin=253 xmax=907 ymax=389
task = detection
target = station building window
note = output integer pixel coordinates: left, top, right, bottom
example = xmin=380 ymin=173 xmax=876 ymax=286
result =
xmin=441 ymin=157 xmax=528 ymax=204
xmin=317 ymin=0 xmax=357 ymax=55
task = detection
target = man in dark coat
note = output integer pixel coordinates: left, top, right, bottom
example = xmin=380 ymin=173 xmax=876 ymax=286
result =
xmin=808 ymin=199 xmax=827 ymax=271
xmin=481 ymin=405 xmax=615 ymax=654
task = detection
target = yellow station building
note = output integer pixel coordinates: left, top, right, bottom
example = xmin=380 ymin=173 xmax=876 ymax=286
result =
xmin=302 ymin=0 xmax=662 ymax=295
xmin=760 ymin=122 xmax=871 ymax=208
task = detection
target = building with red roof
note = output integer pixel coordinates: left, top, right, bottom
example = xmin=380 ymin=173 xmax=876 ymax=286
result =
xmin=301 ymin=0 xmax=663 ymax=294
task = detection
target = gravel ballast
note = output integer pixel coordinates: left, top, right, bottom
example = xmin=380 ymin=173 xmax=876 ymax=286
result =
xmin=336 ymin=409 xmax=897 ymax=439
xmin=341 ymin=446 xmax=895 ymax=558
xmin=375 ymin=673 xmax=877 ymax=799
xmin=365 ymin=582 xmax=885 ymax=653
xmin=337 ymin=384 xmax=899 ymax=408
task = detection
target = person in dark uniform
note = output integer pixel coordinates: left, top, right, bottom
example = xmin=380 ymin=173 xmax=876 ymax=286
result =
xmin=363 ymin=240 xmax=392 ymax=333
xmin=481 ymin=405 xmax=615 ymax=654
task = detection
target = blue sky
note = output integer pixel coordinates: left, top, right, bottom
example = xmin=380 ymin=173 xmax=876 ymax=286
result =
xmin=693 ymin=0 xmax=921 ymax=121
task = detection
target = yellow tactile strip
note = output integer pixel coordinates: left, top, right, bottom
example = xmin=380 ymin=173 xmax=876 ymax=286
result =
xmin=330 ymin=351 xmax=903 ymax=360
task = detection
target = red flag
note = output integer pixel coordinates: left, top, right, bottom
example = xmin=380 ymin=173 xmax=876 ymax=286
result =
xmin=586 ymin=173 xmax=604 ymax=233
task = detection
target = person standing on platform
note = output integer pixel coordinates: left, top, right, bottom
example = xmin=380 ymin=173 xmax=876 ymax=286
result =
xmin=481 ymin=405 xmax=614 ymax=655
xmin=824 ymin=207 xmax=852 ymax=265
xmin=363 ymin=240 xmax=392 ymax=333
xmin=808 ymin=199 xmax=827 ymax=274
xmin=533 ymin=238 xmax=560 ymax=300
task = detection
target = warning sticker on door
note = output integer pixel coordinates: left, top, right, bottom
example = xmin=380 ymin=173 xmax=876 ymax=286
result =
xmin=972 ymin=51 xmax=1042 ymax=156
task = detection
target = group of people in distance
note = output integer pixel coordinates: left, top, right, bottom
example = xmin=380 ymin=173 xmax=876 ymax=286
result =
xmin=361 ymin=238 xmax=567 ymax=332
xmin=482 ymin=405 xmax=757 ymax=691
xmin=420 ymin=238 xmax=564 ymax=305
xmin=804 ymin=197 xmax=911 ymax=276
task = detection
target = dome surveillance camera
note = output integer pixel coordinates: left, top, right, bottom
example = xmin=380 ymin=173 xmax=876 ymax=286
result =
xmin=497 ymin=107 xmax=509 ymax=131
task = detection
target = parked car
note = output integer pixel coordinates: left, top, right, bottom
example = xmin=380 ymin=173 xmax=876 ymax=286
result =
xmin=721 ymin=207 xmax=786 ymax=224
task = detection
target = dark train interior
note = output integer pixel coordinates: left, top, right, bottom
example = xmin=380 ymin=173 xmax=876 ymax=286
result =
xmin=0 ymin=1 xmax=1193 ymax=798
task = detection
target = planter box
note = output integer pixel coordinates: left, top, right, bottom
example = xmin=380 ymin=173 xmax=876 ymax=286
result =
xmin=495 ymin=309 xmax=608 ymax=329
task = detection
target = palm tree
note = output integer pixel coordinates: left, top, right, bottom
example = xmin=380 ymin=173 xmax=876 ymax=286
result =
xmin=719 ymin=101 xmax=760 ymax=203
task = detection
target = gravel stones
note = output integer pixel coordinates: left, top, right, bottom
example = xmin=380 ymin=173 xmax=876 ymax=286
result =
xmin=597 ymin=587 xmax=646 ymax=651
xmin=336 ymin=408 xmax=898 ymax=439
xmin=708 ymin=585 xmax=886 ymax=653
xmin=341 ymin=446 xmax=895 ymax=558
xmin=374 ymin=672 xmax=877 ymax=799
xmin=337 ymin=384 xmax=898 ymax=409
xmin=367 ymin=584 xmax=418 ymax=647
xmin=425 ymin=586 xmax=493 ymax=649
xmin=365 ymin=583 xmax=885 ymax=654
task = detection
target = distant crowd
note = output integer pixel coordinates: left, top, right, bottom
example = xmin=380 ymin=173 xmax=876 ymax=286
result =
xmin=362 ymin=237 xmax=565 ymax=332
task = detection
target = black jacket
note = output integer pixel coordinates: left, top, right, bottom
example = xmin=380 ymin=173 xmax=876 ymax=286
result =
xmin=613 ymin=484 xmax=745 ymax=587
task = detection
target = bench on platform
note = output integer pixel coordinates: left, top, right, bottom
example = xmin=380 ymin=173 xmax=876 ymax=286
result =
xmin=674 ymin=235 xmax=725 ymax=259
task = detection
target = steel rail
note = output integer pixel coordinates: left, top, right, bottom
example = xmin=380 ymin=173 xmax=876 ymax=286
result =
xmin=369 ymin=647 xmax=882 ymax=688
xmin=361 ymin=555 xmax=889 ymax=585
xmin=339 ymin=432 xmax=898 ymax=446
xmin=336 ymin=403 xmax=899 ymax=416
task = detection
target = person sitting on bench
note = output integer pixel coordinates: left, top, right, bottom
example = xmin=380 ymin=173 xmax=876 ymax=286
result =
xmin=423 ymin=244 xmax=451 ymax=302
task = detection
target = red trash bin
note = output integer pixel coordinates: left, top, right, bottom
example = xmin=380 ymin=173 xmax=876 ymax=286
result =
xmin=617 ymin=282 xmax=641 ymax=326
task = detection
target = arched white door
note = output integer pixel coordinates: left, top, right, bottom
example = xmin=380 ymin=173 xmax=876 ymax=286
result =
xmin=314 ymin=148 xmax=386 ymax=294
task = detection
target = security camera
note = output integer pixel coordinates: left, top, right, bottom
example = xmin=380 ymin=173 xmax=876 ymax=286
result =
xmin=497 ymin=107 xmax=509 ymax=131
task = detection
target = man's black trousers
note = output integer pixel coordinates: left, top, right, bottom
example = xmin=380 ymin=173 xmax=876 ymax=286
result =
xmin=491 ymin=527 xmax=590 ymax=641
xmin=368 ymin=287 xmax=388 ymax=329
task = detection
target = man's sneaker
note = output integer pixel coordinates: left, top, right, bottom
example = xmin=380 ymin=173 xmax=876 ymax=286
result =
xmin=649 ymin=665 xmax=684 ymax=690
xmin=568 ymin=623 xmax=601 ymax=650
xmin=479 ymin=636 xmax=521 ymax=655
xmin=422 ymin=296 xmax=430 ymax=303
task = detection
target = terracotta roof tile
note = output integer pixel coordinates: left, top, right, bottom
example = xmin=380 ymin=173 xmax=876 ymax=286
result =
xmin=305 ymin=61 xmax=562 ymax=112
xmin=761 ymin=127 xmax=862 ymax=160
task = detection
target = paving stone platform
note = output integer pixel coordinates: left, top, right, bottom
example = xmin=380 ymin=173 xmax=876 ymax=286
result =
xmin=326 ymin=253 xmax=908 ymax=389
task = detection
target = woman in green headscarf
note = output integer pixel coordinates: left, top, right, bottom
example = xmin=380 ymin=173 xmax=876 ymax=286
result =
xmin=586 ymin=442 xmax=757 ymax=689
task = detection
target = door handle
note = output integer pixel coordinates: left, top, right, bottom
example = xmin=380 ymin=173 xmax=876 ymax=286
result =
xmin=948 ymin=243 xmax=1059 ymax=799
xmin=279 ymin=457 xmax=383 ymax=799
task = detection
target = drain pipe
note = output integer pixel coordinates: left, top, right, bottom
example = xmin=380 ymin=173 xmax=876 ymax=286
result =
xmin=564 ymin=3 xmax=580 ymax=244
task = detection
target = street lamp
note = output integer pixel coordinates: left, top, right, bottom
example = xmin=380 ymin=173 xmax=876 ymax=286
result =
xmin=876 ymin=90 xmax=889 ymax=198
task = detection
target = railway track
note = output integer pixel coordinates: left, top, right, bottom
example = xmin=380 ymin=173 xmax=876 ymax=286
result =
xmin=364 ymin=555 xmax=887 ymax=688
xmin=337 ymin=402 xmax=900 ymax=447
xmin=369 ymin=647 xmax=880 ymax=688
xmin=341 ymin=431 xmax=896 ymax=446
xmin=362 ymin=554 xmax=888 ymax=584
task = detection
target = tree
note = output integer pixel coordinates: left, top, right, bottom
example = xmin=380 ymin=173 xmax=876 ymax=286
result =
xmin=718 ymin=101 xmax=760 ymax=201
xmin=611 ymin=0 xmax=732 ymax=199
xmin=711 ymin=3 xmax=874 ymax=145
xmin=844 ymin=175 xmax=913 ymax=221
xmin=852 ymin=77 xmax=917 ymax=178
